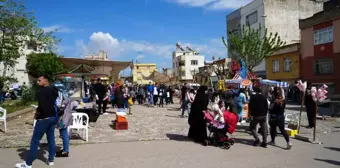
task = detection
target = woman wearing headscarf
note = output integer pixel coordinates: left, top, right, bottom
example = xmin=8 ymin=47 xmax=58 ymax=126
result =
xmin=188 ymin=86 xmax=209 ymax=145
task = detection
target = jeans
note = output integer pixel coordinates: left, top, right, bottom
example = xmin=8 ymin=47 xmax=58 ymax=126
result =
xmin=149 ymin=93 xmax=154 ymax=105
xmin=236 ymin=107 xmax=243 ymax=122
xmin=250 ymin=116 xmax=268 ymax=143
xmin=26 ymin=117 xmax=58 ymax=166
xmin=181 ymin=101 xmax=190 ymax=116
xmin=269 ymin=114 xmax=290 ymax=143
xmin=59 ymin=128 xmax=69 ymax=153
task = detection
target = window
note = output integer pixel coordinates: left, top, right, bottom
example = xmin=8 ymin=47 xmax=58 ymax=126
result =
xmin=314 ymin=58 xmax=333 ymax=74
xmin=314 ymin=26 xmax=333 ymax=45
xmin=272 ymin=60 xmax=279 ymax=72
xmin=181 ymin=71 xmax=185 ymax=77
xmin=284 ymin=58 xmax=291 ymax=72
xmin=27 ymin=41 xmax=38 ymax=51
xmin=191 ymin=60 xmax=198 ymax=65
xmin=246 ymin=11 xmax=258 ymax=26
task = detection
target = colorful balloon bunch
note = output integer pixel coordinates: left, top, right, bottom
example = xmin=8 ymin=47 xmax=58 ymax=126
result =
xmin=311 ymin=84 xmax=328 ymax=102
xmin=296 ymin=80 xmax=307 ymax=92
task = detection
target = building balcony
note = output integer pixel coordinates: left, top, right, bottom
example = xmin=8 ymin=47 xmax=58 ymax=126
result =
xmin=179 ymin=66 xmax=185 ymax=71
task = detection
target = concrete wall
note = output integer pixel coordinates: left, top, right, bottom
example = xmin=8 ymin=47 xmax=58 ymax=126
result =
xmin=264 ymin=0 xmax=323 ymax=45
xmin=334 ymin=18 xmax=340 ymax=53
xmin=300 ymin=27 xmax=314 ymax=59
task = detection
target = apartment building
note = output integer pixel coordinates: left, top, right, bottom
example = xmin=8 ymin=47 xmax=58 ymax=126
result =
xmin=84 ymin=50 xmax=108 ymax=60
xmin=131 ymin=63 xmax=157 ymax=84
xmin=299 ymin=0 xmax=340 ymax=94
xmin=227 ymin=0 xmax=324 ymax=78
xmin=172 ymin=43 xmax=204 ymax=83
xmin=0 ymin=42 xmax=44 ymax=86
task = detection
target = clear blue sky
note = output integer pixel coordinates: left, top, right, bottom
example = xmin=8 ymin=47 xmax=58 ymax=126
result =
xmin=24 ymin=0 xmax=252 ymax=69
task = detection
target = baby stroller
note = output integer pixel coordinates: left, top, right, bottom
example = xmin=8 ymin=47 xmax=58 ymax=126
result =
xmin=203 ymin=110 xmax=238 ymax=149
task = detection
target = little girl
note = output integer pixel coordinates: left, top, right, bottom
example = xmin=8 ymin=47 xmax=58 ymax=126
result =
xmin=211 ymin=93 xmax=225 ymax=129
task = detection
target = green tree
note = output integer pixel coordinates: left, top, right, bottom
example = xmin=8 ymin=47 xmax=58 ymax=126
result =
xmin=222 ymin=24 xmax=286 ymax=71
xmin=26 ymin=52 xmax=66 ymax=80
xmin=0 ymin=0 xmax=58 ymax=90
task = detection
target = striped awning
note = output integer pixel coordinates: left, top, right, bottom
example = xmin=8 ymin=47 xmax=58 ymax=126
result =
xmin=225 ymin=79 xmax=252 ymax=86
xmin=260 ymin=79 xmax=289 ymax=87
xmin=233 ymin=71 xmax=257 ymax=80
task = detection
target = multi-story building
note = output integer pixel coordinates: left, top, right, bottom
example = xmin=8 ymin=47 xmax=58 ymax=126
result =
xmin=131 ymin=63 xmax=157 ymax=84
xmin=84 ymin=50 xmax=108 ymax=60
xmin=162 ymin=68 xmax=174 ymax=78
xmin=0 ymin=42 xmax=44 ymax=86
xmin=227 ymin=0 xmax=324 ymax=78
xmin=299 ymin=0 xmax=340 ymax=95
xmin=266 ymin=43 xmax=300 ymax=83
xmin=172 ymin=43 xmax=205 ymax=83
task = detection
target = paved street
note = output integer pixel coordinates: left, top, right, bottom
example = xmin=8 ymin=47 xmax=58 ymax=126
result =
xmin=0 ymin=102 xmax=340 ymax=167
xmin=1 ymin=132 xmax=340 ymax=168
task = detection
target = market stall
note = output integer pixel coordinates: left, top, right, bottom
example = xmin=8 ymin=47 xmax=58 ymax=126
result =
xmin=259 ymin=79 xmax=290 ymax=98
xmin=225 ymin=79 xmax=252 ymax=120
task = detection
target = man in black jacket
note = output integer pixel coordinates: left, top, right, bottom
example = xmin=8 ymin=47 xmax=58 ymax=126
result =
xmin=249 ymin=86 xmax=268 ymax=148
xmin=93 ymin=78 xmax=107 ymax=114
xmin=16 ymin=75 xmax=59 ymax=168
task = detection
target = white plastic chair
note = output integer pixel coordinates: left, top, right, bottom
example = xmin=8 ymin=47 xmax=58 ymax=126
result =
xmin=0 ymin=107 xmax=7 ymax=132
xmin=68 ymin=113 xmax=89 ymax=142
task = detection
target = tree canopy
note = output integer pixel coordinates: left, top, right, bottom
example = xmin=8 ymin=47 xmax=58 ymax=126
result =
xmin=222 ymin=24 xmax=286 ymax=71
xmin=0 ymin=0 xmax=58 ymax=90
xmin=26 ymin=52 xmax=66 ymax=79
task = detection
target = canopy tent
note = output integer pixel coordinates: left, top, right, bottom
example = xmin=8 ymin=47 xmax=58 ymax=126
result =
xmin=142 ymin=71 xmax=171 ymax=84
xmin=225 ymin=79 xmax=252 ymax=89
xmin=260 ymin=79 xmax=289 ymax=88
xmin=59 ymin=57 xmax=132 ymax=78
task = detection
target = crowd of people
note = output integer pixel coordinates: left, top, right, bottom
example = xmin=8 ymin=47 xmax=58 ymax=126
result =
xmin=87 ymin=80 xmax=177 ymax=115
xmin=14 ymin=77 xmax=319 ymax=168
xmin=182 ymin=83 xmax=299 ymax=150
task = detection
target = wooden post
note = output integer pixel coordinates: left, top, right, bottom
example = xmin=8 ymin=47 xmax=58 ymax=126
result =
xmin=298 ymin=91 xmax=305 ymax=133
xmin=313 ymin=102 xmax=318 ymax=142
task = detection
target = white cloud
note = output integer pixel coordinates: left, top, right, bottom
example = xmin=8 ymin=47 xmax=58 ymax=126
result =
xmin=136 ymin=54 xmax=145 ymax=59
xmin=42 ymin=25 xmax=75 ymax=33
xmin=167 ymin=0 xmax=252 ymax=10
xmin=76 ymin=32 xmax=227 ymax=60
xmin=207 ymin=0 xmax=252 ymax=10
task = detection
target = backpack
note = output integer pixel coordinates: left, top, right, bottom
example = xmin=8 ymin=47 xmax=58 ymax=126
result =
xmin=53 ymin=83 xmax=71 ymax=116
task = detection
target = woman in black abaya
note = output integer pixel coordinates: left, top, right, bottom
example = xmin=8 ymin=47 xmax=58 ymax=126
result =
xmin=188 ymin=86 xmax=209 ymax=145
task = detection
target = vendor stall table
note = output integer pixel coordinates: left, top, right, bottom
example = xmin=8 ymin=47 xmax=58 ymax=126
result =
xmin=75 ymin=102 xmax=99 ymax=122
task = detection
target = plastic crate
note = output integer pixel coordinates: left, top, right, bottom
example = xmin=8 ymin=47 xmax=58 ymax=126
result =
xmin=114 ymin=120 xmax=128 ymax=130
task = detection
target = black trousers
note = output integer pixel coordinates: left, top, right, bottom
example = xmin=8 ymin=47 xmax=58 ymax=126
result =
xmin=306 ymin=105 xmax=316 ymax=127
xmin=153 ymin=95 xmax=158 ymax=105
xmin=269 ymin=115 xmax=290 ymax=143
xmin=97 ymin=99 xmax=108 ymax=114
xmin=137 ymin=95 xmax=144 ymax=104
xmin=250 ymin=116 xmax=268 ymax=143
xmin=159 ymin=96 xmax=164 ymax=107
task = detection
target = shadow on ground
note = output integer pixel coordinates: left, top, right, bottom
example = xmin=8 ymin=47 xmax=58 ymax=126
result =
xmin=17 ymin=145 xmax=62 ymax=163
xmin=232 ymin=137 xmax=254 ymax=146
xmin=167 ymin=108 xmax=181 ymax=111
xmin=165 ymin=115 xmax=182 ymax=118
xmin=166 ymin=133 xmax=188 ymax=141
xmin=314 ymin=158 xmax=340 ymax=166
xmin=324 ymin=147 xmax=340 ymax=152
